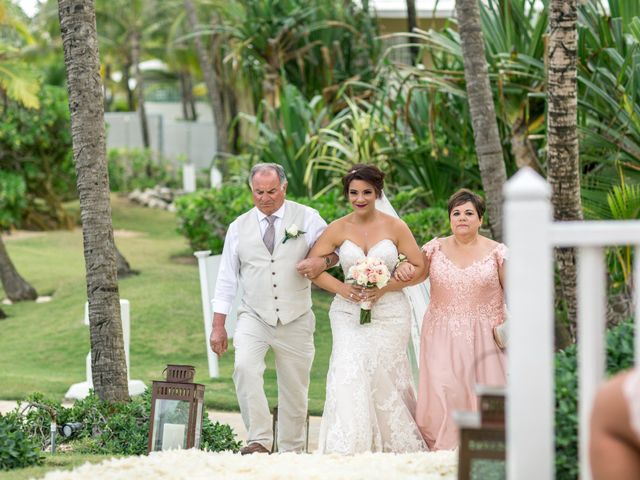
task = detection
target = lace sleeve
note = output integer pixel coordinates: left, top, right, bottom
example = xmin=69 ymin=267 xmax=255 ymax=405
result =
xmin=494 ymin=243 xmax=508 ymax=267
xmin=421 ymin=238 xmax=440 ymax=261
xmin=623 ymin=368 xmax=640 ymax=440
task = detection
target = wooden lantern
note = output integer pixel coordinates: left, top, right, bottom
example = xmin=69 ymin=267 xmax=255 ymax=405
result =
xmin=454 ymin=385 xmax=506 ymax=480
xmin=148 ymin=364 xmax=205 ymax=452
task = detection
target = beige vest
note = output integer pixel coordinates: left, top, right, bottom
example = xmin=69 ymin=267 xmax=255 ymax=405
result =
xmin=236 ymin=200 xmax=312 ymax=326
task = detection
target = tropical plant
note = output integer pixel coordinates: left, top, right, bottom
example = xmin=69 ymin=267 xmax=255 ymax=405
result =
xmin=0 ymin=85 xmax=76 ymax=230
xmin=241 ymin=83 xmax=331 ymax=197
xmin=59 ymin=0 xmax=129 ymax=402
xmin=218 ymin=0 xmax=381 ymax=108
xmin=0 ymin=0 xmax=40 ymax=109
xmin=578 ymin=2 xmax=640 ymax=219
xmin=454 ymin=0 xmax=508 ymax=241
xmin=605 ymin=176 xmax=640 ymax=301
xmin=182 ymin=0 xmax=228 ymax=171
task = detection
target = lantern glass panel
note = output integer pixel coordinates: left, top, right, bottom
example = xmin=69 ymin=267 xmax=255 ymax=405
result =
xmin=151 ymin=399 xmax=190 ymax=451
xmin=470 ymin=459 xmax=506 ymax=479
xmin=193 ymin=400 xmax=204 ymax=449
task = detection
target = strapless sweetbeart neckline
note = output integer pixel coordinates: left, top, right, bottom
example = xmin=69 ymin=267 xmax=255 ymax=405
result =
xmin=340 ymin=238 xmax=395 ymax=257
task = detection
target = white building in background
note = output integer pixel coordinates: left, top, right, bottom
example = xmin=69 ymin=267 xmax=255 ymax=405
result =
xmin=105 ymin=103 xmax=217 ymax=171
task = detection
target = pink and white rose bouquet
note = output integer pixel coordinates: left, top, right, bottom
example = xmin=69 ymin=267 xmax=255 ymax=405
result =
xmin=346 ymin=257 xmax=391 ymax=324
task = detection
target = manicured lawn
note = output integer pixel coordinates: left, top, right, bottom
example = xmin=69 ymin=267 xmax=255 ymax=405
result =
xmin=0 ymin=453 xmax=113 ymax=480
xmin=0 ymin=195 xmax=332 ymax=415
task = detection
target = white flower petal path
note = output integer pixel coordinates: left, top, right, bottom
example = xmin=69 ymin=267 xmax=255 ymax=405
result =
xmin=41 ymin=450 xmax=458 ymax=480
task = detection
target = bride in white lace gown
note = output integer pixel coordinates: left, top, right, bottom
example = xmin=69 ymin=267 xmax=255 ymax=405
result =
xmin=306 ymin=165 xmax=427 ymax=454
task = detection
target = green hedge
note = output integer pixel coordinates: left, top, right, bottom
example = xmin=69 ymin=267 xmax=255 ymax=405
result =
xmin=175 ymin=184 xmax=449 ymax=254
xmin=0 ymin=413 xmax=42 ymax=470
xmin=555 ymin=318 xmax=634 ymax=479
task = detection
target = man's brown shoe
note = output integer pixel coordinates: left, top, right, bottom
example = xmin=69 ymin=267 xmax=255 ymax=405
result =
xmin=240 ymin=442 xmax=270 ymax=455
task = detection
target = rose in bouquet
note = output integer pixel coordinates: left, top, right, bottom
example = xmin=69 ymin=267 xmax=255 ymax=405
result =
xmin=346 ymin=257 xmax=391 ymax=324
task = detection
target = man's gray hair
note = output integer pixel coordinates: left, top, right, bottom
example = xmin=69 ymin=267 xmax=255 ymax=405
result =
xmin=249 ymin=163 xmax=288 ymax=189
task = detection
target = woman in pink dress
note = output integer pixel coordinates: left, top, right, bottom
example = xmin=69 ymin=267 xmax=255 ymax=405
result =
xmin=409 ymin=189 xmax=507 ymax=450
xmin=591 ymin=368 xmax=640 ymax=479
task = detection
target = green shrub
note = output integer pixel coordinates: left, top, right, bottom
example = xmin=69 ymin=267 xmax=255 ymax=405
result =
xmin=10 ymin=390 xmax=240 ymax=457
xmin=0 ymin=85 xmax=76 ymax=229
xmin=108 ymin=148 xmax=181 ymax=192
xmin=175 ymin=183 xmax=449 ymax=255
xmin=555 ymin=318 xmax=634 ymax=479
xmin=175 ymin=184 xmax=253 ymax=254
xmin=401 ymin=207 xmax=450 ymax=246
xmin=0 ymin=171 xmax=27 ymax=230
xmin=0 ymin=413 xmax=43 ymax=470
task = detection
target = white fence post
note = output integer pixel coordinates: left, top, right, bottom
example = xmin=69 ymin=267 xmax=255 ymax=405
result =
xmin=504 ymin=168 xmax=555 ymax=480
xmin=577 ymin=247 xmax=607 ymax=480
xmin=195 ymin=251 xmax=219 ymax=378
xmin=194 ymin=250 xmax=242 ymax=378
xmin=210 ymin=167 xmax=222 ymax=189
xmin=183 ymin=164 xmax=196 ymax=192
xmin=65 ymin=299 xmax=145 ymax=399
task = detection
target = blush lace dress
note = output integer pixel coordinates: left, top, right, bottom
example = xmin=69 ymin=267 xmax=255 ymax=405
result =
xmin=416 ymin=238 xmax=507 ymax=450
xmin=317 ymin=239 xmax=427 ymax=454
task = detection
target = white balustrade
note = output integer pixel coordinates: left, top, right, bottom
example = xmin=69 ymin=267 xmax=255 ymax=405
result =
xmin=504 ymin=167 xmax=640 ymax=480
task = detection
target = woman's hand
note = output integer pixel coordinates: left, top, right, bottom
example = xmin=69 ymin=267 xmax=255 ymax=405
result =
xmin=394 ymin=262 xmax=415 ymax=282
xmin=341 ymin=283 xmax=365 ymax=302
xmin=361 ymin=286 xmax=385 ymax=304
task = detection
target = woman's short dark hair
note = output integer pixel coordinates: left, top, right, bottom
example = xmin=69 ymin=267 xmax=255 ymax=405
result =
xmin=447 ymin=189 xmax=486 ymax=218
xmin=341 ymin=164 xmax=385 ymax=199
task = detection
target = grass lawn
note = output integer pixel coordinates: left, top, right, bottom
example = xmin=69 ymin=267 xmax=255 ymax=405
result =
xmin=0 ymin=453 xmax=113 ymax=480
xmin=0 ymin=195 xmax=331 ymax=416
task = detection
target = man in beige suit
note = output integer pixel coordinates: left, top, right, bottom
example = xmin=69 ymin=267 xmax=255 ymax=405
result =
xmin=210 ymin=163 xmax=336 ymax=454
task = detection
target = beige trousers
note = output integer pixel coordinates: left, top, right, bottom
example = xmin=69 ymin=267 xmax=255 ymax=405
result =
xmin=232 ymin=309 xmax=315 ymax=452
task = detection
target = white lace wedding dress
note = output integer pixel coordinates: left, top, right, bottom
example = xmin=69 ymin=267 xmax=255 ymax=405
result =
xmin=317 ymin=239 xmax=427 ymax=454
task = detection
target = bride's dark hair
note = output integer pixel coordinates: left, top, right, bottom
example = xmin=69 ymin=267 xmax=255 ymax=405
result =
xmin=341 ymin=164 xmax=385 ymax=199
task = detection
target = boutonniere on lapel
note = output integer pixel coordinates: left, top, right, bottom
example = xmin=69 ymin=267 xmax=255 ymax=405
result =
xmin=283 ymin=224 xmax=306 ymax=244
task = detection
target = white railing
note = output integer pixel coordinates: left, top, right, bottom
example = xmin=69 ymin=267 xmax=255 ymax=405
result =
xmin=504 ymin=168 xmax=640 ymax=480
xmin=194 ymin=251 xmax=241 ymax=378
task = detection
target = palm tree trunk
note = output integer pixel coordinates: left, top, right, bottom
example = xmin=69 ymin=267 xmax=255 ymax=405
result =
xmin=131 ymin=31 xmax=150 ymax=149
xmin=455 ymin=0 xmax=508 ymax=241
xmin=0 ymin=236 xmax=37 ymax=302
xmin=122 ymin=61 xmax=135 ymax=111
xmin=547 ymin=0 xmax=582 ymax=340
xmin=406 ymin=0 xmax=419 ymax=64
xmin=511 ymin=116 xmax=542 ymax=173
xmin=184 ymin=0 xmax=228 ymax=175
xmin=58 ymin=0 xmax=129 ymax=402
xmin=179 ymin=71 xmax=190 ymax=120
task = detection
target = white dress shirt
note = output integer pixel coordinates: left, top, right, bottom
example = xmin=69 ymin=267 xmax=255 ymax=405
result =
xmin=212 ymin=202 xmax=327 ymax=315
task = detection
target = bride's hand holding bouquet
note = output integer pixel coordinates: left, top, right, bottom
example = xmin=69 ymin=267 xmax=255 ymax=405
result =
xmin=346 ymin=257 xmax=391 ymax=324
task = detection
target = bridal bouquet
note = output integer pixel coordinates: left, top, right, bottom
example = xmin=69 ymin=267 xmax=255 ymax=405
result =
xmin=346 ymin=257 xmax=391 ymax=324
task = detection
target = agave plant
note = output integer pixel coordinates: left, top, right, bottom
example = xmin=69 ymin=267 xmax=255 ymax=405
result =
xmin=304 ymin=93 xmax=395 ymax=197
xmin=605 ymin=176 xmax=640 ymax=294
xmin=398 ymin=0 xmax=548 ymax=174
xmin=578 ymin=2 xmax=640 ymax=218
xmin=239 ymin=82 xmax=330 ymax=197
xmin=218 ymin=0 xmax=381 ymax=109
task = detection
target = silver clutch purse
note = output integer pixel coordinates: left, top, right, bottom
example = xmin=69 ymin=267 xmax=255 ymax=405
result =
xmin=493 ymin=322 xmax=508 ymax=350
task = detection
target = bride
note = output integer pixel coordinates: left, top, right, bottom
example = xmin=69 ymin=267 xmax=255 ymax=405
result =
xmin=306 ymin=164 xmax=427 ymax=454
